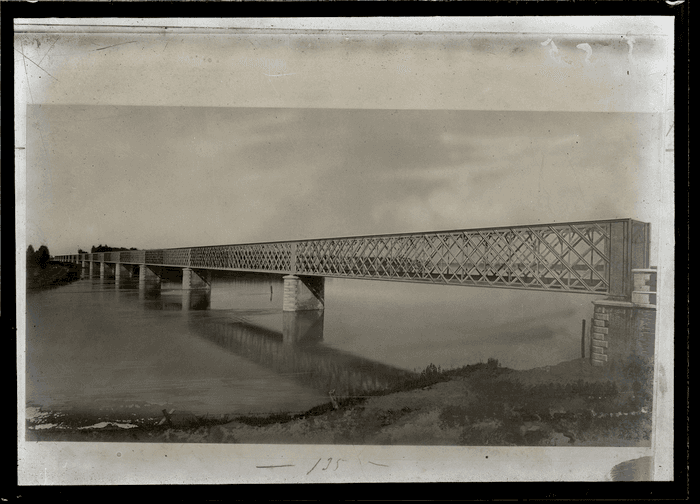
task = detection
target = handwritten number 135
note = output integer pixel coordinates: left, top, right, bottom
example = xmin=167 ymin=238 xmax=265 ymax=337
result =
xmin=307 ymin=457 xmax=344 ymax=474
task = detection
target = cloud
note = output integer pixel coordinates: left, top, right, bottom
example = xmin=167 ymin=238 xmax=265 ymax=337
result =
xmin=25 ymin=106 xmax=659 ymax=253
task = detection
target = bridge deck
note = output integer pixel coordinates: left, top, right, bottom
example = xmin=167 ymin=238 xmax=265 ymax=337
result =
xmin=57 ymin=218 xmax=650 ymax=297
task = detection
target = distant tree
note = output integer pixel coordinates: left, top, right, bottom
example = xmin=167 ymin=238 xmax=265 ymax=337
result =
xmin=78 ymin=248 xmax=88 ymax=255
xmin=26 ymin=245 xmax=37 ymax=268
xmin=35 ymin=245 xmax=51 ymax=269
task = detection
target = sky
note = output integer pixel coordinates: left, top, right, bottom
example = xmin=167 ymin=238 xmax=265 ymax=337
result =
xmin=26 ymin=106 xmax=662 ymax=256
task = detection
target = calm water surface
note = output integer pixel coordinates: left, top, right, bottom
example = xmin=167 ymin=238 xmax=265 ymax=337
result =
xmin=25 ymin=270 xmax=604 ymax=418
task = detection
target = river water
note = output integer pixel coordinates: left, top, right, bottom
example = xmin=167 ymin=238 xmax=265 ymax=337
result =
xmin=24 ymin=269 xmax=605 ymax=419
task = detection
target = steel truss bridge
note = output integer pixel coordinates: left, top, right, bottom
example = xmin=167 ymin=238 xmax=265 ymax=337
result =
xmin=55 ymin=218 xmax=650 ymax=298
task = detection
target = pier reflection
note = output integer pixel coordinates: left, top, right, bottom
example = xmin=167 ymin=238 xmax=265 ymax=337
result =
xmin=282 ymin=310 xmax=324 ymax=345
xmin=181 ymin=289 xmax=212 ymax=311
xmin=140 ymin=287 xmax=211 ymax=311
xmin=188 ymin=312 xmax=416 ymax=398
xmin=138 ymin=281 xmax=163 ymax=301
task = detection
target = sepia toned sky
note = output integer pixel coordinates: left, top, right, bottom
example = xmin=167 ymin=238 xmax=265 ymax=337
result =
xmin=26 ymin=105 xmax=662 ymax=255
xmin=17 ymin=20 xmax=671 ymax=259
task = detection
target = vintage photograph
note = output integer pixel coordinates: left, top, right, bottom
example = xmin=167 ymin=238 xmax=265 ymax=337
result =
xmin=16 ymin=18 xmax=675 ymax=483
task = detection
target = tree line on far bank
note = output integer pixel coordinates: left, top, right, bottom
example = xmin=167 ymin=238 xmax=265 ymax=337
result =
xmin=80 ymin=245 xmax=139 ymax=254
xmin=26 ymin=245 xmax=51 ymax=269
xmin=26 ymin=244 xmax=82 ymax=289
xmin=26 ymin=244 xmax=138 ymax=270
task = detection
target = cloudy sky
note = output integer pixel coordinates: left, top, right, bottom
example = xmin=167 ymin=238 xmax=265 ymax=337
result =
xmin=26 ymin=105 xmax=661 ymax=256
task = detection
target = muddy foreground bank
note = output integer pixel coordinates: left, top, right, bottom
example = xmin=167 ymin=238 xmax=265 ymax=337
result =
xmin=26 ymin=357 xmax=653 ymax=447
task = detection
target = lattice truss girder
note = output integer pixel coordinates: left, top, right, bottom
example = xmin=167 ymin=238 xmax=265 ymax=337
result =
xmin=295 ymin=223 xmax=610 ymax=293
xmin=184 ymin=243 xmax=292 ymax=271
xmin=71 ymin=221 xmax=616 ymax=294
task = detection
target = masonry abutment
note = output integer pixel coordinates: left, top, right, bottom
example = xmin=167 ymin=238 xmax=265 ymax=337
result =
xmin=283 ymin=275 xmax=325 ymax=312
xmin=590 ymin=268 xmax=657 ymax=368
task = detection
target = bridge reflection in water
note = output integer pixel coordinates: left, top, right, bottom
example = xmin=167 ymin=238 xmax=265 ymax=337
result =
xmin=139 ymin=286 xmax=416 ymax=398
xmin=192 ymin=314 xmax=416 ymax=398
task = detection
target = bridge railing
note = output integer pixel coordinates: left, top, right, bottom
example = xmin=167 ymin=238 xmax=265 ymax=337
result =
xmin=57 ymin=218 xmax=649 ymax=297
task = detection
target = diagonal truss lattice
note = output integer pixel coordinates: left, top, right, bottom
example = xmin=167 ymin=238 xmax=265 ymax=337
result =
xmin=60 ymin=219 xmax=650 ymax=296
xmin=294 ymin=222 xmax=612 ymax=293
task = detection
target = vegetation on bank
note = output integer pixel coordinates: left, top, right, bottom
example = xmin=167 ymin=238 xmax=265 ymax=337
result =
xmin=25 ymin=242 xmax=137 ymax=290
xmin=25 ymin=356 xmax=654 ymax=447
xmin=26 ymin=245 xmax=81 ymax=290
xmin=26 ymin=262 xmax=81 ymax=290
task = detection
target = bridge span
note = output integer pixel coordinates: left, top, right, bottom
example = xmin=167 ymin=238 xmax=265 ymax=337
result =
xmin=57 ymin=218 xmax=650 ymax=302
xmin=54 ymin=218 xmax=657 ymax=367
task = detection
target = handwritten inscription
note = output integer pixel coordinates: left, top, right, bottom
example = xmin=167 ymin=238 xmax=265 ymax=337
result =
xmin=256 ymin=457 xmax=384 ymax=475
xmin=307 ymin=457 xmax=347 ymax=474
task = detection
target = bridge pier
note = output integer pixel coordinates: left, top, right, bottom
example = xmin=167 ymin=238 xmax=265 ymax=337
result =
xmin=182 ymin=268 xmax=211 ymax=290
xmin=114 ymin=263 xmax=131 ymax=281
xmin=89 ymin=261 xmax=94 ymax=277
xmin=590 ymin=268 xmax=657 ymax=368
xmin=283 ymin=275 xmax=324 ymax=312
xmin=139 ymin=265 xmax=161 ymax=287
xmin=100 ymin=262 xmax=114 ymax=279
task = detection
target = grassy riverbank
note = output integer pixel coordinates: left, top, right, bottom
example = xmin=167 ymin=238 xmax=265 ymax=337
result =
xmin=26 ymin=262 xmax=81 ymax=290
xmin=25 ymin=356 xmax=653 ymax=447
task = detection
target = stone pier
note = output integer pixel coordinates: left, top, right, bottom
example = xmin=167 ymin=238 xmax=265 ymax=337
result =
xmin=138 ymin=265 xmax=161 ymax=286
xmin=182 ymin=268 xmax=211 ymax=290
xmin=100 ymin=262 xmax=114 ymax=279
xmin=283 ymin=275 xmax=325 ymax=311
xmin=114 ymin=263 xmax=131 ymax=281
xmin=591 ymin=268 xmax=657 ymax=367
